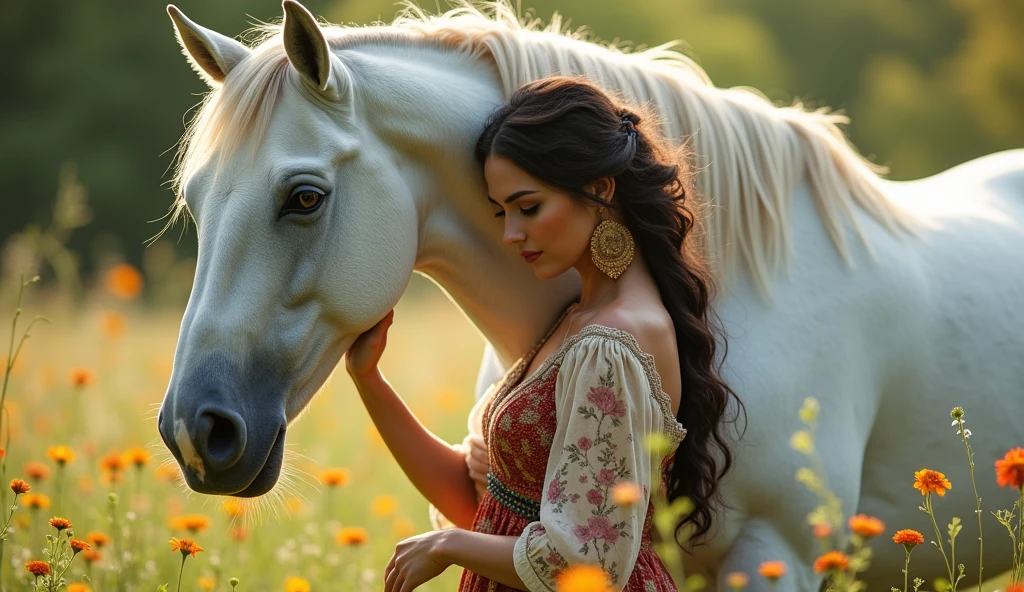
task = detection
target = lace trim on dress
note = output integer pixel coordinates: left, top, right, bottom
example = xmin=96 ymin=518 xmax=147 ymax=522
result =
xmin=486 ymin=320 xmax=687 ymax=446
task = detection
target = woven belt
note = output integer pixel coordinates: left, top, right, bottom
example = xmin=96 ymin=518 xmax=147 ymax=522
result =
xmin=487 ymin=472 xmax=541 ymax=521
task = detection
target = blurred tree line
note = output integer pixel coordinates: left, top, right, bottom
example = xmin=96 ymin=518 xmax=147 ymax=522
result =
xmin=1 ymin=0 xmax=1021 ymax=287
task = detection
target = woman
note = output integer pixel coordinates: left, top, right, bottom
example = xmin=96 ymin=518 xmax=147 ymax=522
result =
xmin=345 ymin=76 xmax=740 ymax=592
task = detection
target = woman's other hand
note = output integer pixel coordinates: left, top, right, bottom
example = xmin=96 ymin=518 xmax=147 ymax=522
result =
xmin=384 ymin=529 xmax=453 ymax=592
xmin=463 ymin=433 xmax=489 ymax=499
xmin=345 ymin=309 xmax=395 ymax=379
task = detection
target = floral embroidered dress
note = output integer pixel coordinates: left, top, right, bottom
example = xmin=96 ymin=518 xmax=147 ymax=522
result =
xmin=457 ymin=303 xmax=688 ymax=592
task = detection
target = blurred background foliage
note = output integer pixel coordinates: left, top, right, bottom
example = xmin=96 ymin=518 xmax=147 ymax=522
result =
xmin=1 ymin=0 xmax=1021 ymax=298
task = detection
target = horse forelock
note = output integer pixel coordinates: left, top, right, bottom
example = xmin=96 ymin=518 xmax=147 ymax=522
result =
xmin=164 ymin=0 xmax=925 ymax=295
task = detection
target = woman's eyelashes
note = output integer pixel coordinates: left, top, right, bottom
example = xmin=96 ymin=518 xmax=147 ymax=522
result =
xmin=493 ymin=204 xmax=540 ymax=219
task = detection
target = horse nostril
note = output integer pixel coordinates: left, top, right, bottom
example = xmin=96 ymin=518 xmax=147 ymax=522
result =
xmin=196 ymin=409 xmax=247 ymax=470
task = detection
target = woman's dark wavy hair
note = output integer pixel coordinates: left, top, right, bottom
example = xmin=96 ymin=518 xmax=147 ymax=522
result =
xmin=475 ymin=75 xmax=745 ymax=545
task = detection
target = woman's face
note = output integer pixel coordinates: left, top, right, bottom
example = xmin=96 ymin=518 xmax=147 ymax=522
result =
xmin=484 ymin=155 xmax=599 ymax=279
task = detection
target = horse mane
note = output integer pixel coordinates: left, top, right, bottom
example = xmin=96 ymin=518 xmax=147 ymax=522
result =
xmin=169 ymin=0 xmax=923 ymax=294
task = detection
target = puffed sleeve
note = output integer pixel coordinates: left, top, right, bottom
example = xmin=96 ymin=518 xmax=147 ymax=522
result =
xmin=513 ymin=334 xmax=685 ymax=590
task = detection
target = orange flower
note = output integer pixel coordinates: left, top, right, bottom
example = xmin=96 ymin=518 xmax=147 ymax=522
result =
xmin=68 ymin=367 xmax=95 ymax=389
xmin=229 ymin=526 xmax=249 ymax=541
xmin=105 ymin=264 xmax=144 ymax=300
xmin=25 ymin=560 xmax=51 ymax=576
xmin=725 ymin=572 xmax=749 ymax=588
xmin=392 ymin=517 xmax=417 ymax=539
xmin=1005 ymin=584 xmax=1024 ymax=592
xmin=85 ymin=532 xmax=110 ymax=548
xmin=554 ymin=564 xmax=613 ymax=592
xmin=336 ymin=526 xmax=369 ymax=546
xmin=169 ymin=537 xmax=204 ymax=557
xmin=170 ymin=514 xmax=211 ymax=533
xmin=758 ymin=561 xmax=786 ymax=581
xmin=47 ymin=445 xmax=75 ymax=466
xmin=68 ymin=584 xmax=91 ymax=592
xmin=371 ymin=495 xmax=399 ymax=517
xmin=893 ymin=529 xmax=925 ymax=548
xmin=121 ymin=448 xmax=151 ymax=468
xmin=198 ymin=576 xmax=216 ymax=591
xmin=99 ymin=451 xmax=126 ymax=474
xmin=914 ymin=469 xmax=951 ymax=496
xmin=101 ymin=311 xmax=126 ymax=338
xmin=320 ymin=467 xmax=350 ymax=487
xmin=70 ymin=539 xmax=91 ymax=554
xmin=49 ymin=517 xmax=72 ymax=531
xmin=284 ymin=576 xmax=311 ymax=592
xmin=848 ymin=514 xmax=885 ymax=538
xmin=82 ymin=550 xmax=103 ymax=564
xmin=813 ymin=551 xmax=850 ymax=573
xmin=24 ymin=461 xmax=50 ymax=482
xmin=154 ymin=464 xmax=183 ymax=483
xmin=610 ymin=482 xmax=643 ymax=506
xmin=812 ymin=523 xmax=832 ymax=539
xmin=22 ymin=493 xmax=51 ymax=510
xmin=995 ymin=448 xmax=1024 ymax=490
xmin=10 ymin=479 xmax=30 ymax=495
xmin=222 ymin=498 xmax=246 ymax=518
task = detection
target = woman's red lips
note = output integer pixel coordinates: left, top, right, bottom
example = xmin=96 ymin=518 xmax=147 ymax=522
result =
xmin=522 ymin=251 xmax=542 ymax=262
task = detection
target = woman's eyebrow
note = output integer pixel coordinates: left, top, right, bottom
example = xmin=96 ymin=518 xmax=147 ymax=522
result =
xmin=487 ymin=189 xmax=539 ymax=205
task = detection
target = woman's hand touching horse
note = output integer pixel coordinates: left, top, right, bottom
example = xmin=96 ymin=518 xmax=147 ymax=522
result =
xmin=345 ymin=309 xmax=394 ymax=379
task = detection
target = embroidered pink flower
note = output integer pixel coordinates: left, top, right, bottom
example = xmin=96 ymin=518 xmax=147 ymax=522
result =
xmin=596 ymin=469 xmax=616 ymax=488
xmin=546 ymin=478 xmax=564 ymax=503
xmin=578 ymin=475 xmax=588 ymax=483
xmin=587 ymin=386 xmax=627 ymax=418
xmin=578 ymin=437 xmax=593 ymax=452
xmin=546 ymin=551 xmax=562 ymax=566
xmin=573 ymin=516 xmax=620 ymax=544
xmin=586 ymin=488 xmax=604 ymax=505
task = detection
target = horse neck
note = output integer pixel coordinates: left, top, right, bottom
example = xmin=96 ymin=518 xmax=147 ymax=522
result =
xmin=345 ymin=44 xmax=581 ymax=366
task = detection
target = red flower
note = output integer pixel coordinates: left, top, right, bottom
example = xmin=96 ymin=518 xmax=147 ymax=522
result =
xmin=70 ymin=539 xmax=91 ymax=554
xmin=577 ymin=437 xmax=593 ymax=452
xmin=587 ymin=386 xmax=627 ymax=419
xmin=995 ymin=448 xmax=1024 ymax=490
xmin=49 ymin=517 xmax=72 ymax=531
xmin=596 ymin=469 xmax=616 ymax=488
xmin=10 ymin=479 xmax=30 ymax=495
xmin=572 ymin=516 xmax=619 ymax=544
xmin=546 ymin=478 xmax=564 ymax=503
xmin=586 ymin=488 xmax=604 ymax=505
xmin=25 ymin=561 xmax=50 ymax=576
xmin=814 ymin=551 xmax=850 ymax=573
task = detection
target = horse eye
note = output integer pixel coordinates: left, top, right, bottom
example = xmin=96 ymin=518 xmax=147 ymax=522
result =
xmin=282 ymin=186 xmax=327 ymax=216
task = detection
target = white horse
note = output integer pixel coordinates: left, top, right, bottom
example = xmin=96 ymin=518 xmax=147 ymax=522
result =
xmin=156 ymin=1 xmax=1024 ymax=589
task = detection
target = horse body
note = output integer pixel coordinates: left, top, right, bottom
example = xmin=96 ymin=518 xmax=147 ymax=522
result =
xmin=158 ymin=3 xmax=1024 ymax=589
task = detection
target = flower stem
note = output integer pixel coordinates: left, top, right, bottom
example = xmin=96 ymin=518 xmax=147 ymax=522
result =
xmin=926 ymin=495 xmax=955 ymax=589
xmin=176 ymin=556 xmax=185 ymax=592
xmin=903 ymin=548 xmax=911 ymax=592
xmin=956 ymin=418 xmax=983 ymax=592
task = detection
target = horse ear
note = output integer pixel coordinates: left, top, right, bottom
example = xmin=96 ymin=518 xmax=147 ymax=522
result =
xmin=282 ymin=0 xmax=342 ymax=97
xmin=167 ymin=5 xmax=250 ymax=87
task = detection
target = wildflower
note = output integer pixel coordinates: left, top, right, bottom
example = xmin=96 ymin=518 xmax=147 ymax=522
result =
xmin=47 ymin=445 xmax=75 ymax=466
xmin=68 ymin=584 xmax=91 ymax=592
xmin=284 ymin=576 xmax=311 ymax=592
xmin=371 ymin=494 xmax=399 ymax=517
xmin=198 ymin=576 xmax=216 ymax=591
xmin=610 ymin=482 xmax=642 ymax=506
xmin=69 ymin=367 xmax=95 ymax=389
xmin=25 ymin=560 xmax=51 ymax=577
xmin=789 ymin=430 xmax=814 ymax=455
xmin=105 ymin=263 xmax=144 ymax=300
xmin=798 ymin=397 xmax=820 ymax=423
xmin=725 ymin=571 xmax=749 ymax=589
xmin=222 ymin=498 xmax=246 ymax=518
xmin=229 ymin=527 xmax=248 ymax=541
xmin=813 ymin=550 xmax=850 ymax=573
xmin=285 ymin=497 xmax=304 ymax=515
xmin=100 ymin=451 xmax=126 ymax=474
xmin=1005 ymin=584 xmax=1024 ymax=592
xmin=336 ymin=526 xmax=369 ymax=546
xmin=848 ymin=514 xmax=885 ymax=538
xmin=319 ymin=467 xmax=350 ymax=487
xmin=950 ymin=407 xmax=964 ymax=420
xmin=49 ymin=516 xmax=72 ymax=531
xmin=757 ymin=561 xmax=787 ymax=581
xmin=812 ymin=523 xmax=832 ymax=539
xmin=81 ymin=550 xmax=102 ymax=564
xmin=24 ymin=461 xmax=50 ymax=481
xmin=86 ymin=532 xmax=110 ymax=548
xmin=122 ymin=448 xmax=151 ymax=468
xmin=101 ymin=310 xmax=126 ymax=338
xmin=392 ymin=517 xmax=416 ymax=539
xmin=995 ymin=447 xmax=1024 ymax=490
xmin=893 ymin=529 xmax=924 ymax=550
xmin=70 ymin=539 xmax=91 ymax=554
xmin=170 ymin=514 xmax=211 ymax=533
xmin=169 ymin=537 xmax=204 ymax=557
xmin=10 ymin=479 xmax=30 ymax=495
xmin=22 ymin=493 xmax=51 ymax=510
xmin=155 ymin=465 xmax=184 ymax=483
xmin=913 ymin=469 xmax=951 ymax=496
xmin=554 ymin=564 xmax=613 ymax=592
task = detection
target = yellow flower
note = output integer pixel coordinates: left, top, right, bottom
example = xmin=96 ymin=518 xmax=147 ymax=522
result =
xmin=169 ymin=514 xmax=211 ymax=533
xmin=198 ymin=576 xmax=216 ymax=591
xmin=725 ymin=572 xmax=749 ymax=589
xmin=610 ymin=482 xmax=642 ymax=506
xmin=554 ymin=564 xmax=613 ymax=592
xmin=789 ymin=430 xmax=814 ymax=455
xmin=336 ymin=526 xmax=369 ymax=546
xmin=105 ymin=264 xmax=144 ymax=300
xmin=222 ymin=498 xmax=246 ymax=518
xmin=68 ymin=584 xmax=91 ymax=592
xmin=914 ymin=469 xmax=951 ymax=496
xmin=371 ymin=495 xmax=399 ymax=518
xmin=47 ymin=445 xmax=75 ymax=466
xmin=121 ymin=448 xmax=151 ymax=468
xmin=22 ymin=493 xmax=50 ymax=510
xmin=284 ymin=576 xmax=310 ymax=592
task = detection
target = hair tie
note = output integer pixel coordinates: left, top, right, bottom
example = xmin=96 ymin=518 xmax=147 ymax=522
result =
xmin=621 ymin=118 xmax=638 ymax=139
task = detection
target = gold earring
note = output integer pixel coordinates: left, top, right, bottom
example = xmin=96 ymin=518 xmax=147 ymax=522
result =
xmin=590 ymin=206 xmax=634 ymax=279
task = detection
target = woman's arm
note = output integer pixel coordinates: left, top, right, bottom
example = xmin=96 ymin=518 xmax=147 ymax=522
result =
xmin=352 ymin=368 xmax=480 ymax=529
xmin=438 ymin=529 xmax=526 ymax=589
